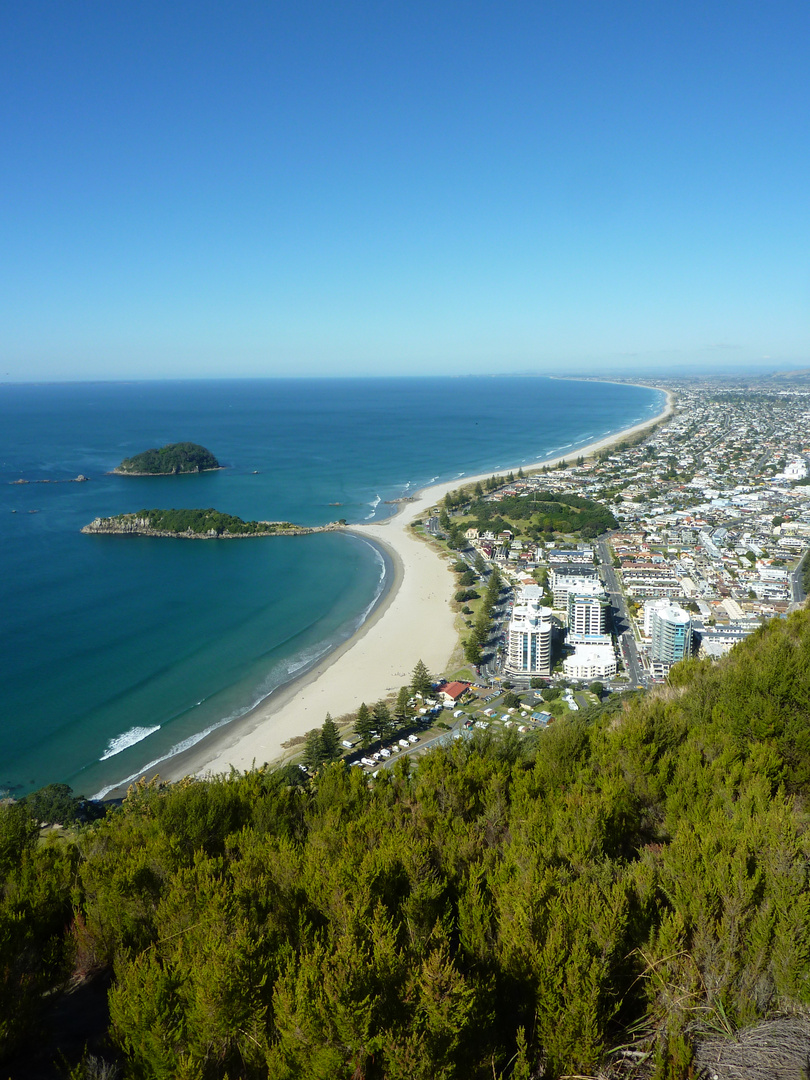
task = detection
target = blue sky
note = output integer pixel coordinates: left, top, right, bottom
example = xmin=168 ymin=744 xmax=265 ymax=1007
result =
xmin=1 ymin=1 xmax=808 ymax=380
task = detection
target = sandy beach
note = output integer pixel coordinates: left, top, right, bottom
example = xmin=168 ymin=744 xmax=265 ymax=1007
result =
xmin=158 ymin=385 xmax=674 ymax=784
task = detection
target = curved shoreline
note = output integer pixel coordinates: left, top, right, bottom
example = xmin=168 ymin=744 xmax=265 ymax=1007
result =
xmin=112 ymin=385 xmax=673 ymax=791
xmin=95 ymin=535 xmax=398 ymax=799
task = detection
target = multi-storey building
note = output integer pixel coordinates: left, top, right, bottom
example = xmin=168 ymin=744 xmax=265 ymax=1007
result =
xmin=505 ymin=588 xmax=553 ymax=676
xmin=649 ymin=603 xmax=693 ymax=665
xmin=567 ymin=587 xmax=610 ymax=642
xmin=549 ymin=563 xmax=599 ymax=608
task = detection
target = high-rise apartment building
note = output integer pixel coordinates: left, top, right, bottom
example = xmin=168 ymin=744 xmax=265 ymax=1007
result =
xmin=567 ymin=588 xmax=610 ymax=642
xmin=649 ymin=603 xmax=692 ymax=665
xmin=505 ymin=588 xmax=553 ymax=676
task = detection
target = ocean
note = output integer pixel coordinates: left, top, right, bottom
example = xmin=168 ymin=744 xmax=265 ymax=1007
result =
xmin=0 ymin=376 xmax=664 ymax=799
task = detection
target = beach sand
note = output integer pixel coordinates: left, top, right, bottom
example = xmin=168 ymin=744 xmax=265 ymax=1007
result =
xmin=155 ymin=386 xmax=673 ymax=785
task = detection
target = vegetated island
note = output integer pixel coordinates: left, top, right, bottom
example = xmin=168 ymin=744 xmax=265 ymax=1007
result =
xmin=81 ymin=508 xmax=346 ymax=538
xmin=111 ymin=442 xmax=222 ymax=475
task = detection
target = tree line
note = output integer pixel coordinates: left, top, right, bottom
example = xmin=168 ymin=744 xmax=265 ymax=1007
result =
xmin=302 ymin=660 xmax=437 ymax=771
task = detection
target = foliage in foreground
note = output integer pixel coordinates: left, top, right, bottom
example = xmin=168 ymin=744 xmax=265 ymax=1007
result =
xmin=4 ymin=610 xmax=810 ymax=1076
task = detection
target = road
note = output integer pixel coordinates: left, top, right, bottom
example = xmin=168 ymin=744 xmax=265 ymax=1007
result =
xmin=789 ymin=548 xmax=808 ymax=606
xmin=596 ymin=534 xmax=647 ymax=686
xmin=479 ymin=582 xmax=513 ymax=683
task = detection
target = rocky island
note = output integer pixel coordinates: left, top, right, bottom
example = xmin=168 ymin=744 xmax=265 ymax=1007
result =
xmin=82 ymin=508 xmax=346 ymax=538
xmin=111 ymin=442 xmax=222 ymax=475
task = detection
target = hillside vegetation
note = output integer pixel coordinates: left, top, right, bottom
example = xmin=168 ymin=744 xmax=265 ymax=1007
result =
xmin=115 ymin=443 xmax=220 ymax=475
xmin=4 ymin=610 xmax=810 ymax=1077
xmin=123 ymin=508 xmax=297 ymax=535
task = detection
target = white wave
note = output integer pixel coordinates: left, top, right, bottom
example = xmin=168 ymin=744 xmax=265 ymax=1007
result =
xmin=365 ymin=494 xmax=381 ymax=520
xmin=335 ymin=535 xmax=389 ymax=636
xmin=94 ymin=539 xmax=393 ymax=803
xmin=283 ymin=641 xmax=333 ymax=679
xmin=99 ymin=725 xmax=160 ymax=761
xmin=92 ymin=712 xmax=245 ymax=801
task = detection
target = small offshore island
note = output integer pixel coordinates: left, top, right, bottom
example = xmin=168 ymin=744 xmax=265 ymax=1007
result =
xmin=82 ymin=508 xmax=346 ymax=538
xmin=111 ymin=442 xmax=221 ymax=475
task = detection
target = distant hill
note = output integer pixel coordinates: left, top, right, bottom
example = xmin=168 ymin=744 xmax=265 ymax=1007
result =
xmin=762 ymin=369 xmax=810 ymax=383
xmin=112 ymin=442 xmax=221 ymax=475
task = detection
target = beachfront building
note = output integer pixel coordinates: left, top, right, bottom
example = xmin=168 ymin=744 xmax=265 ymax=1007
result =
xmin=563 ymin=644 xmax=618 ymax=680
xmin=504 ymin=587 xmax=553 ymax=677
xmin=649 ymin=602 xmax=693 ymax=665
xmin=439 ymin=681 xmax=471 ymax=706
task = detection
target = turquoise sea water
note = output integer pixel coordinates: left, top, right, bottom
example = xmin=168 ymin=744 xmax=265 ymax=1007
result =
xmin=0 ymin=376 xmax=664 ymax=798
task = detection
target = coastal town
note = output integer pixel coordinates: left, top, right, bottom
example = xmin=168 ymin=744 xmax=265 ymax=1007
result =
xmin=432 ymin=377 xmax=810 ymax=693
xmin=300 ymin=377 xmax=810 ymax=779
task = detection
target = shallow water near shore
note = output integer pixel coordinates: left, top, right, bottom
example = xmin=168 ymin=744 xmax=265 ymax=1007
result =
xmin=0 ymin=375 xmax=663 ymax=797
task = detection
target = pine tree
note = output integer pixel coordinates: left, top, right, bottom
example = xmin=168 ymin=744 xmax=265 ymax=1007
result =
xmin=354 ymin=702 xmax=375 ymax=747
xmin=411 ymin=659 xmax=432 ymax=696
xmin=320 ymin=713 xmax=341 ymax=761
xmin=394 ymin=685 xmax=411 ymax=723
xmin=464 ymin=638 xmax=482 ymax=666
xmin=473 ymin=616 xmax=489 ymax=648
xmin=373 ymin=701 xmax=394 ymax=741
xmin=303 ymin=728 xmax=324 ymax=770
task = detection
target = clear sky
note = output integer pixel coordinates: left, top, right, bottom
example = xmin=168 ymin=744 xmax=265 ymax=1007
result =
xmin=2 ymin=1 xmax=808 ymax=381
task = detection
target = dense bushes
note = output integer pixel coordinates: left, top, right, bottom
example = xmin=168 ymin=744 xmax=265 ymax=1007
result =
xmin=5 ymin=610 xmax=810 ymax=1075
xmin=134 ymin=508 xmax=295 ymax=535
xmin=117 ymin=442 xmax=220 ymax=474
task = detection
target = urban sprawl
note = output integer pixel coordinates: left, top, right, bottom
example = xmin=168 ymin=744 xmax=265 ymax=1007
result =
xmin=435 ymin=378 xmax=810 ymax=691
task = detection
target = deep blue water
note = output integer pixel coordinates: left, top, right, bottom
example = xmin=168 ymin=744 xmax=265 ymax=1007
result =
xmin=0 ymin=376 xmax=663 ymax=797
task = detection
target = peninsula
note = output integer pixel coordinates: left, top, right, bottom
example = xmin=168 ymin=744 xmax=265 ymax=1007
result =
xmin=82 ymin=508 xmax=345 ymax=538
xmin=111 ymin=442 xmax=221 ymax=475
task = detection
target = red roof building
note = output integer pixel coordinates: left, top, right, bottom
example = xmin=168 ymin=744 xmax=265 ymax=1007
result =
xmin=439 ymin=681 xmax=471 ymax=704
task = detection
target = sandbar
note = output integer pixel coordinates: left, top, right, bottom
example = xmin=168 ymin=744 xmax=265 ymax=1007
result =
xmin=154 ymin=385 xmax=673 ymax=784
